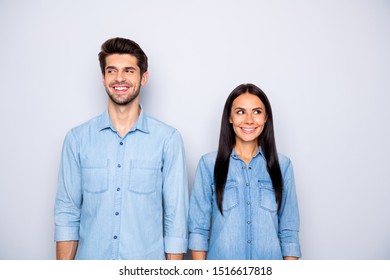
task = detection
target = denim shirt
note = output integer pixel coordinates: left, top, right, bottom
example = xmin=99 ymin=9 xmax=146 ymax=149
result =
xmin=188 ymin=149 xmax=301 ymax=259
xmin=54 ymin=108 xmax=189 ymax=259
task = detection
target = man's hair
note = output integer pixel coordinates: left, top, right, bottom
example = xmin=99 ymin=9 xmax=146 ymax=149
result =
xmin=98 ymin=37 xmax=148 ymax=76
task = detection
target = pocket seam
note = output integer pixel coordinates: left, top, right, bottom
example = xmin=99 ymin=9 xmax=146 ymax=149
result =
xmin=81 ymin=158 xmax=109 ymax=194
xmin=258 ymin=180 xmax=277 ymax=212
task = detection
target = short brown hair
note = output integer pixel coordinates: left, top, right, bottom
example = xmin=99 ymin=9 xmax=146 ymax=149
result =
xmin=98 ymin=37 xmax=148 ymax=76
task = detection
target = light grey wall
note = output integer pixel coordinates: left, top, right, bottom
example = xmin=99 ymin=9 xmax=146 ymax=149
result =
xmin=0 ymin=0 xmax=389 ymax=259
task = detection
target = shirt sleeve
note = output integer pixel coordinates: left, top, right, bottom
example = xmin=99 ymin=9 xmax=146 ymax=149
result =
xmin=54 ymin=130 xmax=82 ymax=242
xmin=188 ymin=156 xmax=213 ymax=252
xmin=278 ymin=159 xmax=302 ymax=258
xmin=162 ymin=130 xmax=189 ymax=254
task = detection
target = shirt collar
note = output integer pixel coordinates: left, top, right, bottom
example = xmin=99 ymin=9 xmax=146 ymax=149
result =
xmin=231 ymin=146 xmax=265 ymax=160
xmin=133 ymin=106 xmax=149 ymax=133
xmin=97 ymin=104 xmax=150 ymax=134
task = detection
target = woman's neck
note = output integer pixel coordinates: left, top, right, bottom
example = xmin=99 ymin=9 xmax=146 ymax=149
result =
xmin=234 ymin=141 xmax=259 ymax=165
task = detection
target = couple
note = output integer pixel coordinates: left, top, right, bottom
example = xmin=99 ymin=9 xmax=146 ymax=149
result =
xmin=54 ymin=37 xmax=301 ymax=260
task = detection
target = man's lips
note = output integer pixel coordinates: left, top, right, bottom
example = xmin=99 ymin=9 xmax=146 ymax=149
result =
xmin=114 ymin=86 xmax=129 ymax=90
xmin=111 ymin=84 xmax=131 ymax=92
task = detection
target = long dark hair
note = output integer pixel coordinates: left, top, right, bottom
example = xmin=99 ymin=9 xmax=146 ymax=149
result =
xmin=214 ymin=83 xmax=283 ymax=214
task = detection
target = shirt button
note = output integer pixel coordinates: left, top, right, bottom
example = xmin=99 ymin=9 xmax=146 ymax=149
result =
xmin=247 ymin=221 xmax=251 ymax=224
xmin=117 ymin=188 xmax=120 ymax=191
xmin=242 ymin=166 xmax=245 ymax=169
xmin=249 ymin=167 xmax=252 ymax=170
xmin=113 ymin=236 xmax=118 ymax=239
xmin=117 ymin=164 xmax=121 ymax=168
xmin=115 ymin=212 xmax=119 ymax=216
xmin=120 ymin=142 xmax=123 ymax=145
xmin=247 ymin=201 xmax=251 ymax=205
xmin=246 ymin=183 xmax=249 ymax=186
xmin=247 ymin=240 xmax=251 ymax=244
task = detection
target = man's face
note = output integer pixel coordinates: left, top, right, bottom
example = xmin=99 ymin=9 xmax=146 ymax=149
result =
xmin=102 ymin=54 xmax=148 ymax=106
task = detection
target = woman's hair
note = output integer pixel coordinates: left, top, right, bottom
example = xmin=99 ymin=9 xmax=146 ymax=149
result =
xmin=98 ymin=37 xmax=148 ymax=76
xmin=214 ymin=83 xmax=283 ymax=214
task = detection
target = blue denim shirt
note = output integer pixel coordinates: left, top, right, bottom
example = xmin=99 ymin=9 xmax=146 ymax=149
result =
xmin=54 ymin=108 xmax=189 ymax=259
xmin=188 ymin=148 xmax=301 ymax=259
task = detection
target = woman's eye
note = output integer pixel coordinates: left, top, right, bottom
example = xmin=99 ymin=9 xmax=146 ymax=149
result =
xmin=254 ymin=110 xmax=261 ymax=115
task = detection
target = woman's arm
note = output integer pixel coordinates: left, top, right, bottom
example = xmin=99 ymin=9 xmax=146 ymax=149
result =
xmin=283 ymin=256 xmax=299 ymax=260
xmin=191 ymin=250 xmax=207 ymax=260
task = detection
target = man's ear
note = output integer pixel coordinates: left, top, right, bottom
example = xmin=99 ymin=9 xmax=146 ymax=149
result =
xmin=141 ymin=71 xmax=149 ymax=86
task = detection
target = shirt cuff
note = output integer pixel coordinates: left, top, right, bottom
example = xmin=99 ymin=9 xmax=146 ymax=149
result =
xmin=188 ymin=233 xmax=209 ymax=251
xmin=164 ymin=236 xmax=188 ymax=254
xmin=54 ymin=226 xmax=79 ymax=241
xmin=281 ymin=242 xmax=301 ymax=258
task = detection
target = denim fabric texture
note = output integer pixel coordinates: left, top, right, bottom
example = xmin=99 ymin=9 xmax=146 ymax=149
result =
xmin=189 ymin=148 xmax=301 ymax=259
xmin=55 ymin=108 xmax=188 ymax=259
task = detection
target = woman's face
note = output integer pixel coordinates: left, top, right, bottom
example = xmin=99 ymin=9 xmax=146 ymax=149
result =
xmin=229 ymin=93 xmax=267 ymax=146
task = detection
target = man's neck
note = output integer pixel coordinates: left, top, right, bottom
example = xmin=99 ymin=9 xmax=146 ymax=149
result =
xmin=108 ymin=100 xmax=141 ymax=138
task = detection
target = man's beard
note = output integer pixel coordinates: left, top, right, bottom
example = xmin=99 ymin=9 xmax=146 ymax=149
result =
xmin=105 ymin=82 xmax=141 ymax=106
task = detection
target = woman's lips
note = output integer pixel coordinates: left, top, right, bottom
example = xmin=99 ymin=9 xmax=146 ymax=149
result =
xmin=241 ymin=127 xmax=257 ymax=134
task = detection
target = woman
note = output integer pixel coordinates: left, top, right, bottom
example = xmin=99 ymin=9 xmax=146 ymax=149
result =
xmin=188 ymin=83 xmax=301 ymax=260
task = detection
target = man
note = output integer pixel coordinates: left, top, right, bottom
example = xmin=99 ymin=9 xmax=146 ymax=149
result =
xmin=54 ymin=37 xmax=188 ymax=260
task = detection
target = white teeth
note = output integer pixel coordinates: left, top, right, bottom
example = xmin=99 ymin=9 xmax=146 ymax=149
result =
xmin=115 ymin=87 xmax=127 ymax=90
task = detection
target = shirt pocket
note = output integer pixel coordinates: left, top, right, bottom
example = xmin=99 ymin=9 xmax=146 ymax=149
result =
xmin=213 ymin=180 xmax=239 ymax=211
xmin=258 ymin=180 xmax=278 ymax=212
xmin=128 ymin=160 xmax=162 ymax=195
xmin=80 ymin=158 xmax=109 ymax=194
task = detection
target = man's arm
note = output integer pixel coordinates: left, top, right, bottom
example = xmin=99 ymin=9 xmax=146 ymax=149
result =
xmin=166 ymin=253 xmax=184 ymax=260
xmin=54 ymin=130 xmax=82 ymax=258
xmin=56 ymin=241 xmax=78 ymax=260
xmin=162 ymin=130 xmax=189 ymax=256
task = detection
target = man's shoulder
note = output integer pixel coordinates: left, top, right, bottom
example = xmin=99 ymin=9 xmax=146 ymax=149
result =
xmin=68 ymin=112 xmax=104 ymax=135
xmin=144 ymin=113 xmax=178 ymax=135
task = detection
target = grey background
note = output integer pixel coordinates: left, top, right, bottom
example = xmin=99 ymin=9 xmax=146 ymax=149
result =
xmin=0 ymin=0 xmax=389 ymax=259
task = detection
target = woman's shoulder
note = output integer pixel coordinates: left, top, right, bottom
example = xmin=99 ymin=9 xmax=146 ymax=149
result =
xmin=277 ymin=152 xmax=293 ymax=170
xmin=199 ymin=151 xmax=218 ymax=165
